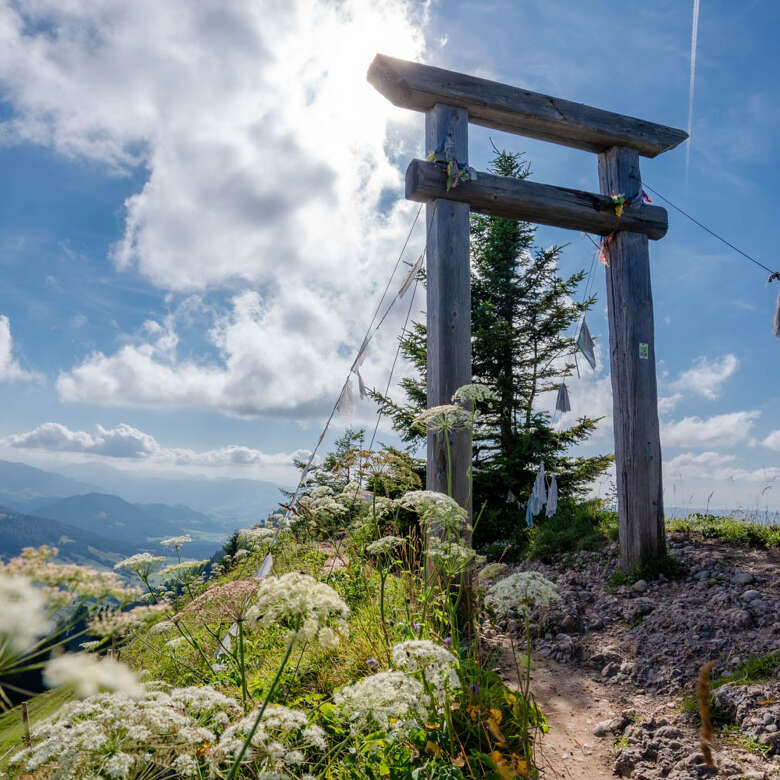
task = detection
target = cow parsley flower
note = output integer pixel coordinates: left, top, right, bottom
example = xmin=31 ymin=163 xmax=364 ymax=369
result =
xmin=0 ymin=573 xmax=52 ymax=655
xmin=397 ymin=490 xmax=470 ymax=536
xmin=238 ymin=526 xmax=275 ymax=551
xmin=333 ymin=671 xmax=428 ymax=735
xmin=43 ymin=653 xmax=142 ymax=699
xmin=160 ymin=534 xmax=191 ymax=549
xmin=113 ymin=553 xmax=165 ymax=579
xmin=451 ymin=383 xmax=498 ymax=404
xmin=209 ymin=705 xmax=326 ymax=776
xmin=428 ymin=539 xmax=485 ymax=575
xmin=486 ymin=571 xmax=559 ymax=616
xmin=412 ymin=404 xmax=472 ymax=433
xmin=246 ymin=572 xmax=349 ymax=647
xmin=366 ymin=535 xmax=404 ymax=557
xmin=392 ymin=640 xmax=460 ymax=703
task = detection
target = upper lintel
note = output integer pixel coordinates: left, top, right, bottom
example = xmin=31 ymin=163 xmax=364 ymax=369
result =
xmin=368 ymin=54 xmax=688 ymax=158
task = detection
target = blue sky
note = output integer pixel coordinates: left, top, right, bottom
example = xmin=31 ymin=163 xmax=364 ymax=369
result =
xmin=0 ymin=0 xmax=778 ymax=511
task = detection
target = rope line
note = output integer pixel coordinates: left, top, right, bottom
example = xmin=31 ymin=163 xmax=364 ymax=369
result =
xmin=643 ymin=183 xmax=777 ymax=276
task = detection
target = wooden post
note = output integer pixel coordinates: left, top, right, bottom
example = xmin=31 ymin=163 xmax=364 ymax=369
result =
xmin=425 ymin=104 xmax=471 ymax=513
xmin=598 ymin=146 xmax=665 ymax=570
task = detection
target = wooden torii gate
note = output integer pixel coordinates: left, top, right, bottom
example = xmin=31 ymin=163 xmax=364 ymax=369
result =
xmin=368 ymin=55 xmax=688 ymax=571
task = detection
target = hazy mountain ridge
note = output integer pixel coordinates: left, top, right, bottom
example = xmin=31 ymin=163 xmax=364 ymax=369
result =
xmin=0 ymin=505 xmax=136 ymax=566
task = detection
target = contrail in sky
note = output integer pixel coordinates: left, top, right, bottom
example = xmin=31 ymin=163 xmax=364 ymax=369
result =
xmin=686 ymin=0 xmax=701 ymax=178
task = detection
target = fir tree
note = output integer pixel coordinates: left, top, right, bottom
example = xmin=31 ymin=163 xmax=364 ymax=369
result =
xmin=373 ymin=148 xmax=613 ymax=545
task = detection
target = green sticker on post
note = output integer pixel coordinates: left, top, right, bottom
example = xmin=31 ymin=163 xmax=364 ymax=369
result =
xmin=639 ymin=343 xmax=649 ymax=359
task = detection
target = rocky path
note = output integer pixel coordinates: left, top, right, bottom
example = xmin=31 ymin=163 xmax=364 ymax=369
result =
xmin=491 ymin=535 xmax=780 ymax=779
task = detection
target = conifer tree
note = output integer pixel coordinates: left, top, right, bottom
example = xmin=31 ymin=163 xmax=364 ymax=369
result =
xmin=373 ymin=149 xmax=612 ymax=544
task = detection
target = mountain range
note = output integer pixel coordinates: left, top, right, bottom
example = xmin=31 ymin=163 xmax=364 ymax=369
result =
xmin=0 ymin=459 xmax=286 ymax=565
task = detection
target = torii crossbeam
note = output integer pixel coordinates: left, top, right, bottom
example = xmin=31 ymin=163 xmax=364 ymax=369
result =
xmin=368 ymin=54 xmax=687 ymax=570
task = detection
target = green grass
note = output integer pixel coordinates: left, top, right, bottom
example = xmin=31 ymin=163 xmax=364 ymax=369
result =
xmin=525 ymin=498 xmax=618 ymax=563
xmin=668 ymin=513 xmax=780 ymax=548
xmin=719 ymin=725 xmax=772 ymax=757
xmin=714 ymin=651 xmax=780 ymax=688
xmin=607 ymin=552 xmax=687 ymax=589
xmin=0 ymin=688 xmax=73 ymax=766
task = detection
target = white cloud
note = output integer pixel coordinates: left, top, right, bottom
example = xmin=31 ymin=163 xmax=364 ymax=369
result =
xmin=4 ymin=422 xmax=307 ymax=471
xmin=668 ymin=354 xmax=738 ymax=399
xmin=658 ymin=393 xmax=683 ymax=414
xmin=661 ymin=410 xmax=760 ymax=448
xmin=56 ymin=288 xmax=411 ymax=417
xmin=664 ymin=451 xmax=736 ymax=479
xmin=763 ymin=430 xmax=780 ymax=452
xmin=0 ymin=315 xmax=41 ymax=383
xmin=1 ymin=0 xmax=430 ymax=416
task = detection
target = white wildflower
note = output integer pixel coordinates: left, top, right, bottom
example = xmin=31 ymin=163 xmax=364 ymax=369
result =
xmin=428 ymin=538 xmax=485 ymax=575
xmin=149 ymin=620 xmax=175 ymax=635
xmin=333 ymin=671 xmax=428 ymax=735
xmin=412 ymin=404 xmax=472 ymax=432
xmin=209 ymin=705 xmax=326 ymax=776
xmin=238 ymin=526 xmax=275 ymax=551
xmin=452 ymin=383 xmax=498 ymax=404
xmin=104 ymin=751 xmax=135 ymax=778
xmin=159 ymin=560 xmax=207 ymax=582
xmin=398 ymin=490 xmax=471 ymax=536
xmin=166 ymin=637 xmax=188 ymax=650
xmin=246 ymin=572 xmax=349 ymax=647
xmin=486 ymin=571 xmax=559 ymax=617
xmin=43 ymin=653 xmax=142 ymax=699
xmin=366 ymin=535 xmax=404 ymax=557
xmin=113 ymin=553 xmax=165 ymax=579
xmin=172 ymin=753 xmax=199 ymax=777
xmin=0 ymin=573 xmax=52 ymax=655
xmin=160 ymin=534 xmax=191 ymax=549
xmin=392 ymin=640 xmax=460 ymax=703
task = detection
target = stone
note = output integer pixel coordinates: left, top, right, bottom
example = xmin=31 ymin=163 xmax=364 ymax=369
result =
xmin=593 ymin=715 xmax=629 ymax=737
xmin=655 ymin=726 xmax=683 ymax=739
xmin=733 ymin=571 xmax=754 ymax=585
xmin=740 ymin=589 xmax=761 ymax=602
xmin=602 ymin=661 xmax=621 ymax=679
xmin=632 ymin=579 xmax=648 ymax=593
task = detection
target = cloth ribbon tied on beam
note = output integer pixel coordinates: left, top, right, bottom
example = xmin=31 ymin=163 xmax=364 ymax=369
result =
xmin=426 ymin=134 xmax=478 ymax=192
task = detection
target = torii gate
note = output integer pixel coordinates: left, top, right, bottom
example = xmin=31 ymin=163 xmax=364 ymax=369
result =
xmin=368 ymin=54 xmax=688 ymax=571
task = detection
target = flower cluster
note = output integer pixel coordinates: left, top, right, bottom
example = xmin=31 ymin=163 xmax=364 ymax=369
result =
xmin=397 ymin=490 xmax=471 ymax=536
xmin=159 ymin=559 xmax=208 ymax=585
xmin=43 ymin=653 xmax=142 ymax=699
xmin=427 ymin=538 xmax=485 ymax=576
xmin=9 ymin=684 xmax=241 ymax=778
xmin=160 ymin=534 xmax=192 ymax=549
xmin=365 ymin=535 xmax=404 ymax=557
xmin=88 ymin=603 xmax=170 ymax=638
xmin=246 ymin=573 xmax=349 ymax=648
xmin=0 ymin=572 xmax=52 ymax=655
xmin=486 ymin=571 xmax=559 ymax=616
xmin=238 ymin=526 xmax=275 ymax=551
xmin=451 ymin=383 xmax=498 ymax=405
xmin=1 ymin=546 xmax=140 ymax=606
xmin=177 ymin=579 xmax=258 ymax=624
xmin=113 ymin=553 xmax=166 ymax=580
xmin=412 ymin=404 xmax=472 ymax=433
xmin=209 ymin=704 xmax=326 ymax=777
xmin=334 ymin=670 xmax=429 ymax=735
xmin=392 ymin=640 xmax=460 ymax=703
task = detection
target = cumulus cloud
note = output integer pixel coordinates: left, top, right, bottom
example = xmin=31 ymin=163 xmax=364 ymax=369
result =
xmin=763 ymin=430 xmax=780 ymax=452
xmin=668 ymin=354 xmax=738 ymax=399
xmin=664 ymin=451 xmax=736 ymax=479
xmin=0 ymin=315 xmax=41 ymax=383
xmin=4 ymin=422 xmax=307 ymax=470
xmin=661 ymin=410 xmax=760 ymax=448
xmin=56 ymin=288 xmax=409 ymax=417
xmin=2 ymin=0 xmax=428 ymax=416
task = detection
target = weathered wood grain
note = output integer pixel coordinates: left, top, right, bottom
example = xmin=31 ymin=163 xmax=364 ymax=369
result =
xmin=368 ymin=54 xmax=687 ymax=158
xmin=406 ymin=159 xmax=668 ymax=239
xmin=425 ymin=105 xmax=472 ymax=516
xmin=598 ymin=146 xmax=666 ymax=570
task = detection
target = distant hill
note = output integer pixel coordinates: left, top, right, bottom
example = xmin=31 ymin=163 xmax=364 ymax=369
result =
xmin=0 ymin=460 xmax=96 ymax=513
xmin=0 ymin=505 xmax=136 ymax=567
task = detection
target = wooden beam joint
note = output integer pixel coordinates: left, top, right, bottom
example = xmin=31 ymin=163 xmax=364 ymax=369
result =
xmin=406 ymin=159 xmax=668 ymax=240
